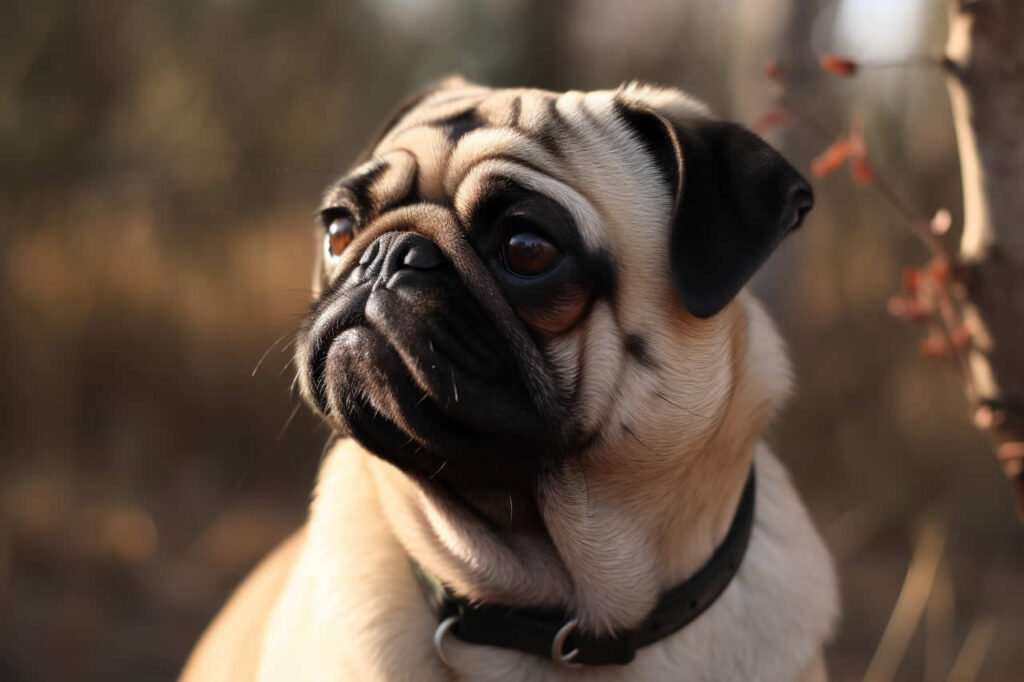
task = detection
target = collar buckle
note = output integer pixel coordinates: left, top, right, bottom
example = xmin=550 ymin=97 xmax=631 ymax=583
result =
xmin=551 ymin=618 xmax=582 ymax=669
xmin=432 ymin=615 xmax=459 ymax=667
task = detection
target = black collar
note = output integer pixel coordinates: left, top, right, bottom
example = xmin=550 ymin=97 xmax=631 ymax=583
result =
xmin=413 ymin=469 xmax=756 ymax=667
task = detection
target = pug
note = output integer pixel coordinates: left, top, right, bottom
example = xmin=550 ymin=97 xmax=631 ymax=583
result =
xmin=182 ymin=78 xmax=838 ymax=682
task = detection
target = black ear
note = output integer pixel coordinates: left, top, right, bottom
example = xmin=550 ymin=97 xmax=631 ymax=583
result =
xmin=620 ymin=107 xmax=813 ymax=318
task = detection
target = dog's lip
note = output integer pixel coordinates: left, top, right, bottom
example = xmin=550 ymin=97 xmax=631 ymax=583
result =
xmin=307 ymin=287 xmax=373 ymax=414
xmin=321 ymin=329 xmax=518 ymax=495
xmin=324 ymin=325 xmax=404 ymax=414
xmin=317 ymin=324 xmax=553 ymax=485
xmin=318 ymin=324 xmax=461 ymax=442
xmin=316 ymin=288 xmax=543 ymax=438
xmin=323 ymin=326 xmax=444 ymax=472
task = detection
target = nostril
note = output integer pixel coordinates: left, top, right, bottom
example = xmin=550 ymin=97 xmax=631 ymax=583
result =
xmin=361 ymin=232 xmax=444 ymax=287
xmin=402 ymin=243 xmax=442 ymax=270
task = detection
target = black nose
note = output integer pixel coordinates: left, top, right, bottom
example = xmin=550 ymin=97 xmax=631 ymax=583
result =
xmin=356 ymin=231 xmax=444 ymax=289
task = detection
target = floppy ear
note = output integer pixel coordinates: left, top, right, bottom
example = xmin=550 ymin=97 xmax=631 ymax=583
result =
xmin=619 ymin=105 xmax=814 ymax=318
xmin=352 ymin=75 xmax=475 ymax=165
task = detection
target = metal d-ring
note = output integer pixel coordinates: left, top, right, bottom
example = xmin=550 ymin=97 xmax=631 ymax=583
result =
xmin=433 ymin=615 xmax=459 ymax=667
xmin=551 ymin=618 xmax=582 ymax=669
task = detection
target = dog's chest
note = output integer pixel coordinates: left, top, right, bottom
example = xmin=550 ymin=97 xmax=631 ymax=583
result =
xmin=260 ymin=444 xmax=836 ymax=682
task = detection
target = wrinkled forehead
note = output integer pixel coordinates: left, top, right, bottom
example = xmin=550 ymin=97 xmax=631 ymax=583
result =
xmin=375 ymin=85 xmax=576 ymax=163
xmin=327 ymin=85 xmax=670 ymax=254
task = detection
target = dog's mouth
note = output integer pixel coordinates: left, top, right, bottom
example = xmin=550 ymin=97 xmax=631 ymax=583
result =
xmin=301 ymin=246 xmax=557 ymax=491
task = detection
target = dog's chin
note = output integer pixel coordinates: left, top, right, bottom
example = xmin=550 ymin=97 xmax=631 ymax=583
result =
xmin=320 ymin=325 xmax=554 ymax=493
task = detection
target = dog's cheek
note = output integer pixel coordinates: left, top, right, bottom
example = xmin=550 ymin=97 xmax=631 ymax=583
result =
xmin=515 ymin=288 xmax=591 ymax=337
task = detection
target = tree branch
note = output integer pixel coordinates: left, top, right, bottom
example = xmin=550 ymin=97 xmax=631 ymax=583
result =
xmin=944 ymin=0 xmax=1024 ymax=515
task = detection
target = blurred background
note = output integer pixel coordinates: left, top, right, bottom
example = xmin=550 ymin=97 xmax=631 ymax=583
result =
xmin=1 ymin=0 xmax=1020 ymax=680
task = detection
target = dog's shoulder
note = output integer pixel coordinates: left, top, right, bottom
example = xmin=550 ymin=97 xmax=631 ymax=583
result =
xmin=180 ymin=529 xmax=306 ymax=682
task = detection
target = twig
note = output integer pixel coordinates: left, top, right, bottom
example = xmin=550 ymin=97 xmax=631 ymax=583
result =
xmin=776 ymin=93 xmax=952 ymax=259
xmin=924 ymin=275 xmax=978 ymax=405
xmin=945 ymin=617 xmax=996 ymax=682
xmin=924 ymin=560 xmax=955 ymax=682
xmin=863 ymin=519 xmax=947 ymax=682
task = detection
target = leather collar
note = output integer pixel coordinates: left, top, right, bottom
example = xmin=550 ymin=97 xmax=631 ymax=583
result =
xmin=413 ymin=469 xmax=756 ymax=667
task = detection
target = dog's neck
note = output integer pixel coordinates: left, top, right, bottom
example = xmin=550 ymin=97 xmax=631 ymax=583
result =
xmin=367 ymin=299 xmax=786 ymax=634
xmin=368 ymin=433 xmax=755 ymax=635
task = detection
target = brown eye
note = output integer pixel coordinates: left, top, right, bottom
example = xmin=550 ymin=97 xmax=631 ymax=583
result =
xmin=326 ymin=215 xmax=354 ymax=258
xmin=503 ymin=232 xmax=560 ymax=277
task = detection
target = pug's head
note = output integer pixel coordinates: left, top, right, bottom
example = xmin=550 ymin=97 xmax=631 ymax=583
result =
xmin=296 ymin=78 xmax=811 ymax=513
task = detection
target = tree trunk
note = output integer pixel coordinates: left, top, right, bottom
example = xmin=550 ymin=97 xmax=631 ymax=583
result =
xmin=944 ymin=0 xmax=1024 ymax=515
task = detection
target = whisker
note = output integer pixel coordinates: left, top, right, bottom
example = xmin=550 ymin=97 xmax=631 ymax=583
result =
xmin=429 ymin=460 xmax=447 ymax=480
xmin=253 ymin=331 xmax=293 ymax=377
xmin=276 ymin=403 xmax=302 ymax=441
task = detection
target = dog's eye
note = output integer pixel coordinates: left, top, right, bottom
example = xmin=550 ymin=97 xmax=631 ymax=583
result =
xmin=502 ymin=228 xmax=560 ymax=277
xmin=325 ymin=214 xmax=355 ymax=258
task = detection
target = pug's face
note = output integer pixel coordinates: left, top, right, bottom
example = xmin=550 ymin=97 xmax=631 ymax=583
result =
xmin=296 ymin=79 xmax=811 ymax=500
